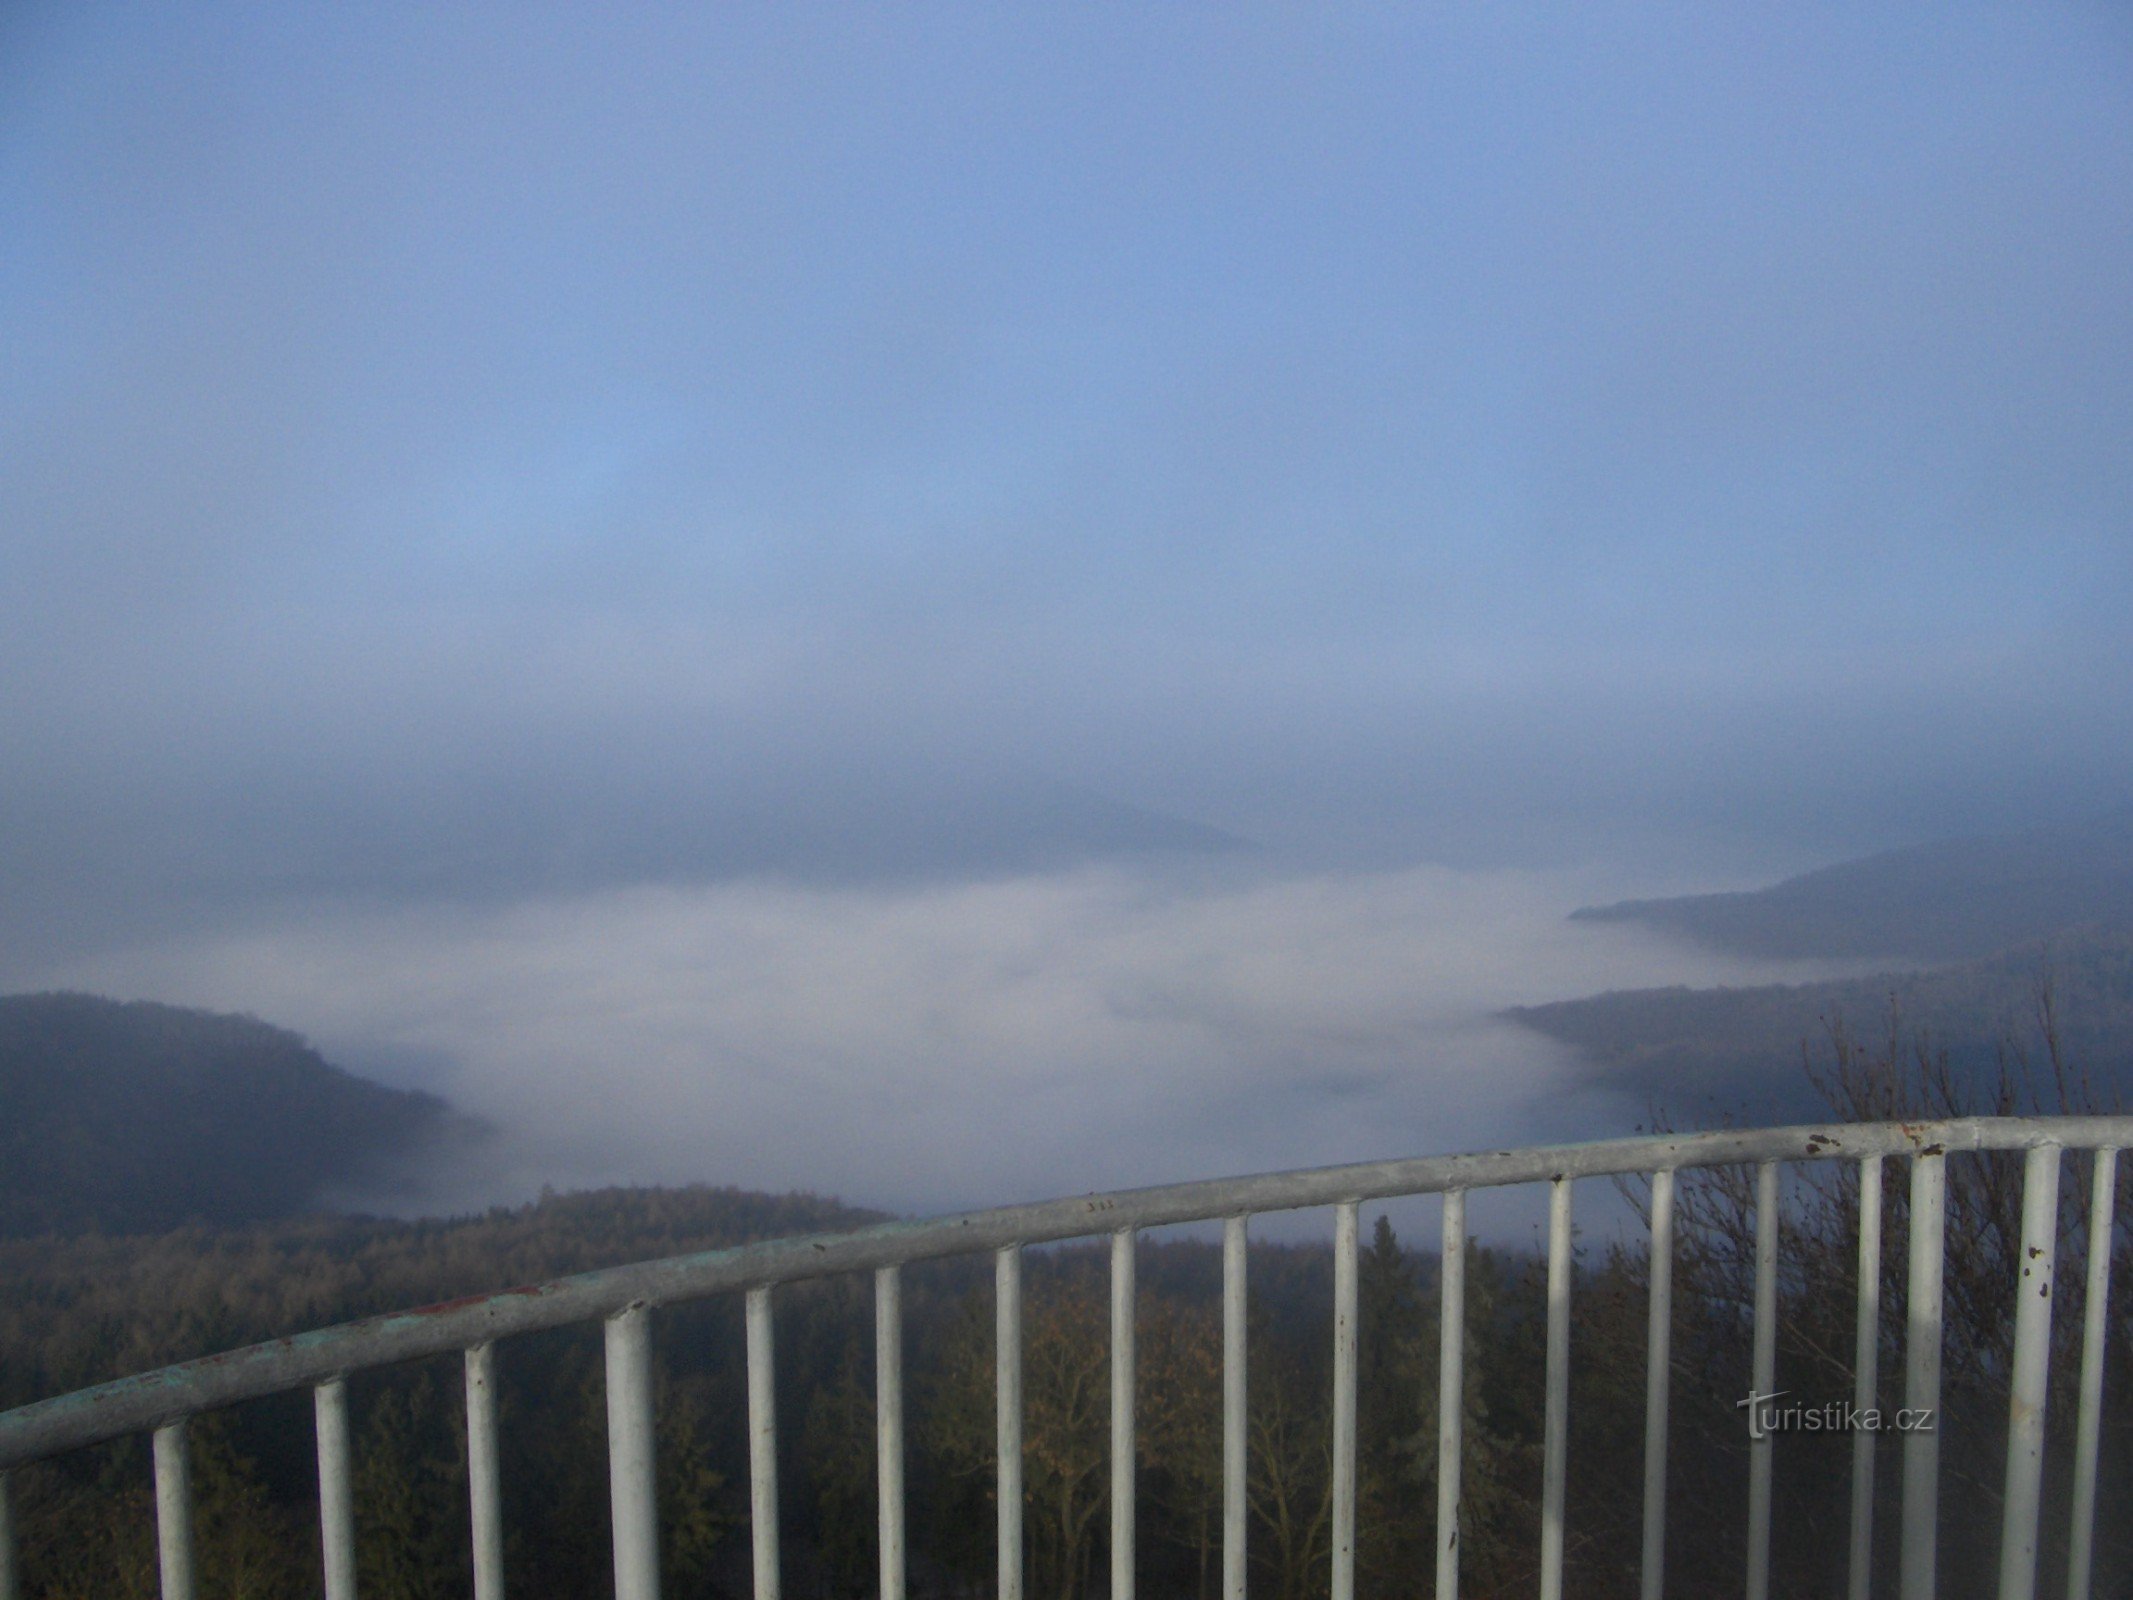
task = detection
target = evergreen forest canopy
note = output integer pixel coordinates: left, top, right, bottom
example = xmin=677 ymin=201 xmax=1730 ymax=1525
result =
xmin=8 ymin=1072 xmax=2133 ymax=1600
xmin=0 ymin=993 xmax=459 ymax=1237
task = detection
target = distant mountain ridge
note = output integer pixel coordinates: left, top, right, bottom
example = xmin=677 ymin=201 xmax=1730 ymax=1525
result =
xmin=1530 ymin=805 xmax=2133 ymax=1119
xmin=1508 ymin=924 xmax=2133 ymax=1121
xmin=1571 ymin=804 xmax=2133 ymax=962
xmin=0 ymin=992 xmax=466 ymax=1237
xmin=5 ymin=761 xmax=1256 ymax=976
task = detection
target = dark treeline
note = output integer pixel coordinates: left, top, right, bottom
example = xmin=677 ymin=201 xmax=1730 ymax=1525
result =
xmin=9 ymin=1037 xmax=2133 ymax=1599
xmin=1507 ymin=927 xmax=2133 ymax=1122
xmin=0 ymin=992 xmax=459 ymax=1238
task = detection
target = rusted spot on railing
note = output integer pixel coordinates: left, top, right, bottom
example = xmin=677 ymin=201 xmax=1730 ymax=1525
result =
xmin=413 ymin=1285 xmax=547 ymax=1318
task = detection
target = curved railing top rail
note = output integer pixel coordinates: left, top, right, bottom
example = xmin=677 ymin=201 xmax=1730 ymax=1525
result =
xmin=3 ymin=1113 xmax=2126 ymax=1472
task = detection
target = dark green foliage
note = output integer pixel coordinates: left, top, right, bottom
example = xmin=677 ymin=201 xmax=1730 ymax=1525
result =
xmin=3 ymin=1186 xmax=883 ymax=1600
xmin=354 ymin=1370 xmax=468 ymax=1600
xmin=801 ymin=1350 xmax=878 ymax=1598
xmin=0 ymin=992 xmax=459 ymax=1237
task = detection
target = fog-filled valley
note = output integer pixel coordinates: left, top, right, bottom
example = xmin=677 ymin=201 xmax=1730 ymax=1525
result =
xmin=6 ymin=5 xmax=2133 ymax=1597
xmin=5 ymin=857 xmax=1877 ymax=1223
xmin=9 ymin=803 xmax=2133 ymax=1239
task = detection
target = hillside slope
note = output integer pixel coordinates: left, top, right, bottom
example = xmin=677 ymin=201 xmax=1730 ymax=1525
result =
xmin=1571 ymin=804 xmax=2133 ymax=962
xmin=1508 ymin=926 xmax=2133 ymax=1119
xmin=0 ymin=993 xmax=459 ymax=1237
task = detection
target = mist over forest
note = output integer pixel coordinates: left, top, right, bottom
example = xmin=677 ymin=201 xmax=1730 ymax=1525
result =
xmin=4 ymin=7 xmax=2132 ymax=1596
xmin=8 ymin=803 xmax=2132 ymax=1240
xmin=4 ymin=0 xmax=2130 ymax=1216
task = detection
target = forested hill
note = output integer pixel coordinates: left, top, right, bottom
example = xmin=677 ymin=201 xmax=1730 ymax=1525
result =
xmin=1570 ymin=803 xmax=2133 ymax=962
xmin=0 ymin=992 xmax=458 ymax=1237
xmin=1507 ymin=924 xmax=2133 ymax=1120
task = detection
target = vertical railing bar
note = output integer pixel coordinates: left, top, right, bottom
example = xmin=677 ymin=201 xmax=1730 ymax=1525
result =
xmin=153 ymin=1418 xmax=197 ymax=1600
xmin=605 ymin=1305 xmax=661 ymax=1600
xmin=1332 ymin=1201 xmax=1359 ymax=1600
xmin=465 ymin=1342 xmax=504 ymax=1600
xmin=1437 ymin=1188 xmax=1467 ymax=1600
xmin=747 ymin=1287 xmax=782 ymax=1600
xmin=1112 ymin=1227 xmax=1138 ymax=1600
xmin=877 ymin=1266 xmax=907 ymax=1600
xmin=1998 ymin=1144 xmax=2062 ymax=1600
xmin=315 ymin=1376 xmax=358 ymax=1600
xmin=1640 ymin=1168 xmax=1674 ymax=1600
xmin=1746 ymin=1162 xmax=1779 ymax=1600
xmin=1849 ymin=1155 xmax=1883 ymax=1600
xmin=19 ymin=1123 xmax=2133 ymax=1600
xmin=2067 ymin=1147 xmax=2118 ymax=1600
xmin=1540 ymin=1178 xmax=1572 ymax=1600
xmin=0 ymin=1469 xmax=15 ymax=1600
xmin=997 ymin=1244 xmax=1024 ymax=1600
xmin=1224 ymin=1216 xmax=1249 ymax=1600
xmin=1900 ymin=1148 xmax=1946 ymax=1600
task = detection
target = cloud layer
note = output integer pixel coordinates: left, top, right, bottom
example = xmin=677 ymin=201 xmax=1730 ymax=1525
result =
xmin=4 ymin=8 xmax=2129 ymax=1231
xmin=38 ymin=863 xmax=1860 ymax=1218
xmin=4 ymin=5 xmax=2132 ymax=963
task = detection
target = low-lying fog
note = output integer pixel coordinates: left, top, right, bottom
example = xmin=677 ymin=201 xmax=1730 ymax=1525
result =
xmin=9 ymin=0 xmax=2132 ymax=1242
xmin=36 ymin=861 xmax=1868 ymax=1223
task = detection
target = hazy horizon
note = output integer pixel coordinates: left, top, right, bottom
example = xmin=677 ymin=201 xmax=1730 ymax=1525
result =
xmin=5 ymin=4 xmax=2129 ymax=1213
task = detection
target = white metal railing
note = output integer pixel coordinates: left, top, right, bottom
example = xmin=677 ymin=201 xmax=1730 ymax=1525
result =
xmin=0 ymin=1116 xmax=2125 ymax=1600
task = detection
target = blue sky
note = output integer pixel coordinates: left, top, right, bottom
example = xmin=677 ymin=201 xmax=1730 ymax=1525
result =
xmin=4 ymin=5 xmax=2131 ymax=1202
